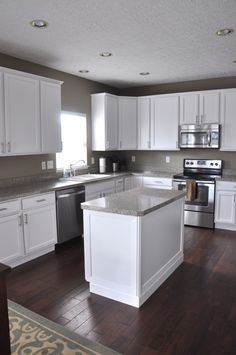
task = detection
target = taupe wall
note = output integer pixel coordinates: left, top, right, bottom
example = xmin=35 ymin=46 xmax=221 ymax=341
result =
xmin=116 ymin=77 xmax=236 ymax=172
xmin=119 ymin=76 xmax=236 ymax=96
xmin=1 ymin=51 xmax=236 ymax=177
xmin=0 ymin=52 xmax=118 ymax=179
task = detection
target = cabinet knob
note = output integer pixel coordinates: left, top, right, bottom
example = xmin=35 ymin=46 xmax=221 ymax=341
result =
xmin=7 ymin=142 xmax=11 ymax=153
xmin=24 ymin=214 xmax=28 ymax=224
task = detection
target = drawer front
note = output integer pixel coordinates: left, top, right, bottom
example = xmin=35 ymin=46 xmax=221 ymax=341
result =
xmin=216 ymin=181 xmax=236 ymax=191
xmin=85 ymin=180 xmax=115 ymax=195
xmin=22 ymin=192 xmax=55 ymax=210
xmin=142 ymin=177 xmax=172 ymax=188
xmin=0 ymin=199 xmax=21 ymax=217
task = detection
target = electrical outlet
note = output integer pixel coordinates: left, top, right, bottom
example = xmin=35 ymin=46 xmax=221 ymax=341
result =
xmin=131 ymin=155 xmax=136 ymax=163
xmin=91 ymin=157 xmax=95 ymax=165
xmin=41 ymin=161 xmax=46 ymax=170
xmin=166 ymin=156 xmax=170 ymax=163
xmin=47 ymin=160 xmax=54 ymax=169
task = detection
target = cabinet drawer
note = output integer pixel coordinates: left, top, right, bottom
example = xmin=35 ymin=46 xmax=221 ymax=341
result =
xmin=216 ymin=181 xmax=236 ymax=191
xmin=22 ymin=192 xmax=55 ymax=210
xmin=85 ymin=180 xmax=115 ymax=194
xmin=142 ymin=177 xmax=172 ymax=188
xmin=0 ymin=199 xmax=21 ymax=217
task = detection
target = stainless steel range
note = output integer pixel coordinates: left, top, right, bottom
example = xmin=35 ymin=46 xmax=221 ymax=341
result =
xmin=173 ymin=159 xmax=222 ymax=228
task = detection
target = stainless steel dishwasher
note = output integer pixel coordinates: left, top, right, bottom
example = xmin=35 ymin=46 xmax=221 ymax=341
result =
xmin=55 ymin=186 xmax=85 ymax=244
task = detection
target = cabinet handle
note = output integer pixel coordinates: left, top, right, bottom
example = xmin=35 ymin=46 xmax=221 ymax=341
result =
xmin=24 ymin=214 xmax=28 ymax=224
xmin=36 ymin=199 xmax=46 ymax=203
xmin=7 ymin=142 xmax=11 ymax=152
xmin=196 ymin=115 xmax=199 ymax=124
xmin=1 ymin=142 xmax=5 ymax=153
xmin=176 ymin=141 xmax=178 ymax=148
xmin=120 ymin=141 xmax=122 ymax=149
xmin=18 ymin=215 xmax=22 ymax=226
xmin=0 ymin=207 xmax=7 ymax=211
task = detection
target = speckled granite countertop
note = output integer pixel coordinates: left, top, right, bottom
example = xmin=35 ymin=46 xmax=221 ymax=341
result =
xmin=81 ymin=188 xmax=185 ymax=216
xmin=220 ymin=175 xmax=236 ymax=182
xmin=0 ymin=172 xmax=131 ymax=202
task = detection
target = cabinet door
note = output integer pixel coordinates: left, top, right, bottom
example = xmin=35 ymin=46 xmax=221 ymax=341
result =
xmin=0 ymin=72 xmax=5 ymax=155
xmin=40 ymin=81 xmax=62 ymax=153
xmin=4 ymin=73 xmax=40 ymax=154
xmin=106 ymin=94 xmax=118 ymax=150
xmin=215 ymin=191 xmax=236 ymax=224
xmin=0 ymin=214 xmax=24 ymax=265
xmin=138 ymin=97 xmax=151 ymax=150
xmin=151 ymin=95 xmax=179 ymax=150
xmin=200 ymin=92 xmax=220 ymax=124
xmin=23 ymin=205 xmax=57 ymax=254
xmin=115 ymin=178 xmax=124 ymax=192
xmin=220 ymin=90 xmax=236 ymax=151
xmin=119 ymin=97 xmax=137 ymax=150
xmin=180 ymin=93 xmax=199 ymax=124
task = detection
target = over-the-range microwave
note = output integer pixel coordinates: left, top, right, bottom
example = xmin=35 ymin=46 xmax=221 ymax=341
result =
xmin=179 ymin=123 xmax=220 ymax=149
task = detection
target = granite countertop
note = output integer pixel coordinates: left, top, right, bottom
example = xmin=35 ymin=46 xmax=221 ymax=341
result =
xmin=220 ymin=175 xmax=236 ymax=182
xmin=81 ymin=188 xmax=185 ymax=216
xmin=0 ymin=172 xmax=133 ymax=202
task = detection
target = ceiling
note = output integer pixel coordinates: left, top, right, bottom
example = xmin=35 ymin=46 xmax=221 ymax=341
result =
xmin=0 ymin=0 xmax=236 ymax=88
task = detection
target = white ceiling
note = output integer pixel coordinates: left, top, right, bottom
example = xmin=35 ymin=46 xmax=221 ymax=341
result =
xmin=0 ymin=0 xmax=236 ymax=88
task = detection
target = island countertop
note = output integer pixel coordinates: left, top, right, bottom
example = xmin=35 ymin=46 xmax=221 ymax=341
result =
xmin=81 ymin=187 xmax=185 ymax=216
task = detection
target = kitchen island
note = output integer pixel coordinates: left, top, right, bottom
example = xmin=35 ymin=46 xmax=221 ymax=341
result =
xmin=81 ymin=188 xmax=185 ymax=308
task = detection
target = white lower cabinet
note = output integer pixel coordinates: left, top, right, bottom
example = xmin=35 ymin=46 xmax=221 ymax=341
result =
xmin=215 ymin=181 xmax=236 ymax=230
xmin=0 ymin=192 xmax=57 ymax=267
xmin=85 ymin=180 xmax=116 ymax=201
xmin=142 ymin=176 xmax=172 ymax=190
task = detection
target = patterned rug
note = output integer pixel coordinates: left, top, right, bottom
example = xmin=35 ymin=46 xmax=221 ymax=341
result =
xmin=8 ymin=300 xmax=121 ymax=355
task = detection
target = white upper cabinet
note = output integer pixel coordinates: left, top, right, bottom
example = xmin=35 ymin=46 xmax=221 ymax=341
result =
xmin=220 ymin=89 xmax=236 ymax=151
xmin=180 ymin=91 xmax=220 ymax=125
xmin=137 ymin=97 xmax=151 ymax=150
xmin=92 ymin=93 xmax=118 ymax=151
xmin=40 ymin=81 xmax=62 ymax=153
xmin=118 ymin=97 xmax=137 ymax=150
xmin=0 ymin=67 xmax=62 ymax=156
xmin=4 ymin=72 xmax=41 ymax=154
xmin=151 ymin=95 xmax=179 ymax=150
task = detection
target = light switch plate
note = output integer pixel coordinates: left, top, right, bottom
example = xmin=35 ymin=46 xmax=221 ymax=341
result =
xmin=47 ymin=160 xmax=54 ymax=169
xmin=91 ymin=157 xmax=95 ymax=165
xmin=166 ymin=156 xmax=170 ymax=163
xmin=131 ymin=155 xmax=136 ymax=162
xmin=41 ymin=161 xmax=46 ymax=170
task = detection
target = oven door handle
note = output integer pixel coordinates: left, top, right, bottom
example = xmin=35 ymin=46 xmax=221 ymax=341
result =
xmin=208 ymin=132 xmax=211 ymax=147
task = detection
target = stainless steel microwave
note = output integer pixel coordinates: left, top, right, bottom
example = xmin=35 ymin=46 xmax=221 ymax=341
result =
xmin=179 ymin=124 xmax=220 ymax=149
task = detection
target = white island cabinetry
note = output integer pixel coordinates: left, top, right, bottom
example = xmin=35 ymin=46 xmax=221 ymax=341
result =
xmin=82 ymin=188 xmax=185 ymax=307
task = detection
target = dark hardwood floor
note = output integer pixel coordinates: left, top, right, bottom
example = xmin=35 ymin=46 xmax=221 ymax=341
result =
xmin=7 ymin=227 xmax=236 ymax=355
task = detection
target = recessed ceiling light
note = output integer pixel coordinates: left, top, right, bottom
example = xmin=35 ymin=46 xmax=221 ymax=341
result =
xmin=215 ymin=28 xmax=234 ymax=36
xmin=78 ymin=70 xmax=89 ymax=73
xmin=30 ymin=19 xmax=48 ymax=29
xmin=139 ymin=72 xmax=150 ymax=76
xmin=100 ymin=52 xmax=112 ymax=57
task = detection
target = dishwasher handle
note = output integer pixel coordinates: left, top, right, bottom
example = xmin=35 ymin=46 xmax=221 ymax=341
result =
xmin=56 ymin=190 xmax=85 ymax=199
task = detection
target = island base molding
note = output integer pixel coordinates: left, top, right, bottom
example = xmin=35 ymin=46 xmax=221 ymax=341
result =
xmin=89 ymin=251 xmax=183 ymax=307
xmin=83 ymin=197 xmax=184 ymax=308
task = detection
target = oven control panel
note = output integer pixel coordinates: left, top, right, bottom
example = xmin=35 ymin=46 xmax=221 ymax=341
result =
xmin=184 ymin=159 xmax=222 ymax=170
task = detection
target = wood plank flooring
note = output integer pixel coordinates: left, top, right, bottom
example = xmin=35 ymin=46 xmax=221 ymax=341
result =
xmin=6 ymin=227 xmax=236 ymax=354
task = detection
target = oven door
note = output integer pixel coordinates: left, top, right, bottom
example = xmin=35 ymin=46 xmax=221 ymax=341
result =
xmin=173 ymin=180 xmax=215 ymax=213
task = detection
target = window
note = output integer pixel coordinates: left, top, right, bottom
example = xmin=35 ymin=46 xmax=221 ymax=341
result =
xmin=56 ymin=112 xmax=87 ymax=170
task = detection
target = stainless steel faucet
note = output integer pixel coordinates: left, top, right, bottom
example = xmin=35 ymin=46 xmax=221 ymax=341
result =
xmin=69 ymin=160 xmax=86 ymax=176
